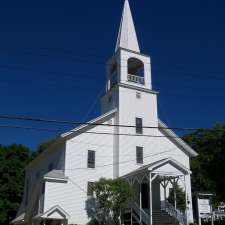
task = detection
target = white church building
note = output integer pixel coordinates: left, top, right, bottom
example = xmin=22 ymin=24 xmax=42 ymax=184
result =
xmin=12 ymin=1 xmax=198 ymax=225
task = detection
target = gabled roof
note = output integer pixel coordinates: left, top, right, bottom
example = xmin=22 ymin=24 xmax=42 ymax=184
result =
xmin=115 ymin=0 xmax=140 ymax=52
xmin=25 ymin=108 xmax=117 ymax=171
xmin=11 ymin=213 xmax=25 ymax=224
xmin=158 ymin=120 xmax=198 ymax=157
xmin=44 ymin=170 xmax=68 ymax=182
xmin=61 ymin=108 xmax=117 ymax=140
xmin=123 ymin=157 xmax=191 ymax=179
xmin=33 ymin=205 xmax=70 ymax=220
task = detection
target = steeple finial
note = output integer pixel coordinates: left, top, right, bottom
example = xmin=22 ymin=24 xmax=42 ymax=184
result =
xmin=115 ymin=0 xmax=140 ymax=53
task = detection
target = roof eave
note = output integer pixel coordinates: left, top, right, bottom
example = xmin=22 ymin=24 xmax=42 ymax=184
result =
xmin=158 ymin=119 xmax=198 ymax=158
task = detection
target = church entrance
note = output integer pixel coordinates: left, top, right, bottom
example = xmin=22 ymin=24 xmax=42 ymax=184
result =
xmin=141 ymin=183 xmax=149 ymax=210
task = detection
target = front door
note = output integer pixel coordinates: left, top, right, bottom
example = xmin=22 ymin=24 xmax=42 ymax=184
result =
xmin=141 ymin=183 xmax=149 ymax=209
xmin=152 ymin=180 xmax=161 ymax=210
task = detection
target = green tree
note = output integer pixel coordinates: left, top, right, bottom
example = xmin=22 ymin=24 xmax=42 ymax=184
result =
xmin=0 ymin=144 xmax=33 ymax=225
xmin=33 ymin=138 xmax=56 ymax=157
xmin=167 ymin=184 xmax=186 ymax=211
xmin=86 ymin=178 xmax=134 ymax=225
xmin=184 ymin=123 xmax=225 ymax=204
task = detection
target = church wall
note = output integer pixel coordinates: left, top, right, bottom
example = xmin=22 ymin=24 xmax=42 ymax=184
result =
xmin=18 ymin=143 xmax=66 ymax=216
xmin=117 ymin=85 xmax=190 ymax=177
xmin=44 ymin=119 xmax=115 ymax=225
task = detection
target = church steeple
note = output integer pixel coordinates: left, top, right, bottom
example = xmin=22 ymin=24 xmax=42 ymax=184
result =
xmin=115 ymin=0 xmax=140 ymax=53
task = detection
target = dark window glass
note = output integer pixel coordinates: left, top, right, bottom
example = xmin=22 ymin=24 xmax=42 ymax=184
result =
xmin=136 ymin=146 xmax=143 ymax=164
xmin=136 ymin=118 xmax=143 ymax=134
xmin=141 ymin=183 xmax=149 ymax=208
xmin=87 ymin=182 xmax=95 ymax=196
xmin=87 ymin=150 xmax=95 ymax=168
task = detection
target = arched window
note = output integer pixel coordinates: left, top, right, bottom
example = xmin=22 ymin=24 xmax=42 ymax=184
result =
xmin=127 ymin=58 xmax=145 ymax=84
xmin=109 ymin=61 xmax=118 ymax=89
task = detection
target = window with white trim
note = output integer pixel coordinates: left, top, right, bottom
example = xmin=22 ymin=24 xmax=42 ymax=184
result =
xmin=136 ymin=117 xmax=143 ymax=134
xmin=87 ymin=182 xmax=95 ymax=196
xmin=136 ymin=146 xmax=143 ymax=164
xmin=87 ymin=150 xmax=95 ymax=168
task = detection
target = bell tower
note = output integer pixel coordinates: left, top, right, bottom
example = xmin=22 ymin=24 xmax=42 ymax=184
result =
xmin=101 ymin=0 xmax=159 ymax=178
xmin=101 ymin=0 xmax=156 ymax=116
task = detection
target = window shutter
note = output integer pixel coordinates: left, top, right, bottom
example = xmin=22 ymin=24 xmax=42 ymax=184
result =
xmin=136 ymin=146 xmax=143 ymax=164
xmin=87 ymin=182 xmax=95 ymax=196
xmin=87 ymin=150 xmax=95 ymax=168
xmin=136 ymin=118 xmax=143 ymax=134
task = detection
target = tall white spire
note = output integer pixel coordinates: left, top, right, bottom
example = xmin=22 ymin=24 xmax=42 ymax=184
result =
xmin=115 ymin=0 xmax=140 ymax=53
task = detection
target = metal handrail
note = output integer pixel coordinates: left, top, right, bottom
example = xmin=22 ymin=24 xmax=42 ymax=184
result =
xmin=132 ymin=202 xmax=149 ymax=225
xmin=127 ymin=74 xmax=145 ymax=85
xmin=161 ymin=200 xmax=186 ymax=225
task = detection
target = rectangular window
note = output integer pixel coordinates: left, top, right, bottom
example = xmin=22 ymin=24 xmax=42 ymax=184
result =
xmin=136 ymin=118 xmax=143 ymax=134
xmin=136 ymin=146 xmax=143 ymax=164
xmin=87 ymin=150 xmax=95 ymax=168
xmin=87 ymin=182 xmax=95 ymax=196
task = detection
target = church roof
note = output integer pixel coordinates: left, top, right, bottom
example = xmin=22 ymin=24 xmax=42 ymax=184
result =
xmin=33 ymin=205 xmax=70 ymax=220
xmin=158 ymin=120 xmax=198 ymax=157
xmin=25 ymin=108 xmax=117 ymax=171
xmin=123 ymin=157 xmax=191 ymax=178
xmin=44 ymin=170 xmax=68 ymax=182
xmin=61 ymin=108 xmax=117 ymax=139
xmin=115 ymin=0 xmax=140 ymax=53
xmin=11 ymin=213 xmax=25 ymax=224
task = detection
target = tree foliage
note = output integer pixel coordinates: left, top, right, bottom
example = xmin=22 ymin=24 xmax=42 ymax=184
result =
xmin=0 ymin=139 xmax=54 ymax=225
xmin=0 ymin=144 xmax=33 ymax=225
xmin=184 ymin=123 xmax=225 ymax=203
xmin=86 ymin=178 xmax=134 ymax=225
xmin=33 ymin=138 xmax=56 ymax=157
xmin=167 ymin=184 xmax=186 ymax=211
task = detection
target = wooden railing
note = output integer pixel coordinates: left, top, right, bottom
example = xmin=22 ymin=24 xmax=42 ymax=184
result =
xmin=132 ymin=202 xmax=149 ymax=225
xmin=127 ymin=74 xmax=145 ymax=85
xmin=161 ymin=200 xmax=186 ymax=225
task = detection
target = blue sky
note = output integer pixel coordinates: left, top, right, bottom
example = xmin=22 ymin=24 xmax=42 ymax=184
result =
xmin=0 ymin=0 xmax=224 ymax=150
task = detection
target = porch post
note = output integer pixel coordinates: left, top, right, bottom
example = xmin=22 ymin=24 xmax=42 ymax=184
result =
xmin=139 ymin=182 xmax=142 ymax=223
xmin=174 ymin=180 xmax=177 ymax=210
xmin=184 ymin=175 xmax=188 ymax=225
xmin=149 ymin=172 xmax=152 ymax=225
xmin=163 ymin=180 xmax=167 ymax=203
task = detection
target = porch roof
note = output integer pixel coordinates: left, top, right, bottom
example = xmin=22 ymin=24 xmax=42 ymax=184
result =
xmin=11 ymin=213 xmax=25 ymax=224
xmin=123 ymin=158 xmax=191 ymax=179
xmin=43 ymin=170 xmax=68 ymax=182
xmin=33 ymin=205 xmax=70 ymax=220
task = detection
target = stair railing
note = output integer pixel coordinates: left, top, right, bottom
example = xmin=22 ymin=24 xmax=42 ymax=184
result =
xmin=161 ymin=200 xmax=186 ymax=225
xmin=132 ymin=202 xmax=150 ymax=225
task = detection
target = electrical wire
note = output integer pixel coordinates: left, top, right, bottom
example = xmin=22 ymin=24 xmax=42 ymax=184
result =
xmin=0 ymin=114 xmax=222 ymax=131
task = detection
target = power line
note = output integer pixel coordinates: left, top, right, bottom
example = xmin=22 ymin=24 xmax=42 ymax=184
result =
xmin=0 ymin=124 xmax=183 ymax=139
xmin=64 ymin=149 xmax=176 ymax=171
xmin=0 ymin=124 xmax=219 ymax=140
xmin=0 ymin=114 xmax=221 ymax=132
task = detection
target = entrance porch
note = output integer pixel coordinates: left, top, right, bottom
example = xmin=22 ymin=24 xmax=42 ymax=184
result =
xmin=32 ymin=205 xmax=69 ymax=225
xmin=123 ymin=158 xmax=191 ymax=225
